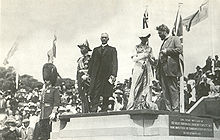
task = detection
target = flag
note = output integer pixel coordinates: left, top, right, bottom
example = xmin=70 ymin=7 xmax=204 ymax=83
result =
xmin=173 ymin=5 xmax=184 ymax=74
xmin=182 ymin=0 xmax=208 ymax=31
xmin=47 ymin=35 xmax=57 ymax=63
xmin=143 ymin=7 xmax=149 ymax=29
xmin=3 ymin=42 xmax=18 ymax=65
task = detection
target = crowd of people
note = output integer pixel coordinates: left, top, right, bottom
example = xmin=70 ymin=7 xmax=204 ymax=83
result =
xmin=0 ymin=83 xmax=81 ymax=140
xmin=184 ymin=55 xmax=220 ymax=110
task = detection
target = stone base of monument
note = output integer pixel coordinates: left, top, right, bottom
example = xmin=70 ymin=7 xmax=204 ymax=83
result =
xmin=49 ymin=110 xmax=220 ymax=140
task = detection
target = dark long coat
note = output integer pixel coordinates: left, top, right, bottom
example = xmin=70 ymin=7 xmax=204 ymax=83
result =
xmin=88 ymin=45 xmax=118 ymax=97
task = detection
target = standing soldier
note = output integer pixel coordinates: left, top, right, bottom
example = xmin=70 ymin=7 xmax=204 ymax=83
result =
xmin=34 ymin=63 xmax=61 ymax=140
xmin=76 ymin=40 xmax=91 ymax=113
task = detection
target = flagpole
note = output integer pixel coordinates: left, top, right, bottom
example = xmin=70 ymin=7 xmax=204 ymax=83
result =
xmin=177 ymin=2 xmax=185 ymax=113
xmin=209 ymin=0 xmax=215 ymax=74
xmin=15 ymin=71 xmax=19 ymax=89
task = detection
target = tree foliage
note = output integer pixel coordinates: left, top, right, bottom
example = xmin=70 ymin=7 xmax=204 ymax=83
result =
xmin=0 ymin=66 xmax=43 ymax=92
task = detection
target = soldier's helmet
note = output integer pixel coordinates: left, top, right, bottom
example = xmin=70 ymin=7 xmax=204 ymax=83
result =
xmin=42 ymin=63 xmax=58 ymax=86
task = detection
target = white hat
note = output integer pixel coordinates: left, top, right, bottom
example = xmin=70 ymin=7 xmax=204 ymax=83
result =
xmin=138 ymin=29 xmax=151 ymax=38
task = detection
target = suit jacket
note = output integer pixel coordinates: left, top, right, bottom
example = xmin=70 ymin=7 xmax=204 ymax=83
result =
xmin=88 ymin=45 xmax=118 ymax=97
xmin=156 ymin=36 xmax=183 ymax=79
xmin=20 ymin=126 xmax=34 ymax=140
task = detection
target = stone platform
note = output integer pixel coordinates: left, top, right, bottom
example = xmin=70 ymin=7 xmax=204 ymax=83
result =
xmin=50 ymin=110 xmax=220 ymax=140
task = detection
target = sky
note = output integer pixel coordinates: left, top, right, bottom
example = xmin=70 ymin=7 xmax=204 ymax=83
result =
xmin=0 ymin=0 xmax=220 ymax=82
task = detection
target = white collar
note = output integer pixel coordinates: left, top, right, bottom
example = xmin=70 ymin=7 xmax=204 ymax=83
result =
xmin=101 ymin=44 xmax=108 ymax=47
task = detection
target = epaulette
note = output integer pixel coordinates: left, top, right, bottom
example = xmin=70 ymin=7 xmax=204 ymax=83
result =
xmin=77 ymin=57 xmax=83 ymax=63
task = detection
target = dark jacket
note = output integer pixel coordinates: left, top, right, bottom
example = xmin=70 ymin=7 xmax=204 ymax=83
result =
xmin=2 ymin=127 xmax=20 ymax=140
xmin=156 ymin=36 xmax=183 ymax=79
xmin=88 ymin=45 xmax=118 ymax=97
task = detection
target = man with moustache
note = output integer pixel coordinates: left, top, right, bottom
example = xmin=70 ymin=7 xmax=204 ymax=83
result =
xmin=156 ymin=24 xmax=183 ymax=112
xmin=88 ymin=33 xmax=118 ymax=112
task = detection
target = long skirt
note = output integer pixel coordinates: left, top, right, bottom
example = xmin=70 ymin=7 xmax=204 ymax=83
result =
xmin=127 ymin=61 xmax=158 ymax=110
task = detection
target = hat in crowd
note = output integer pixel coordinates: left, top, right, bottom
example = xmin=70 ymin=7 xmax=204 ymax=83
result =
xmin=138 ymin=29 xmax=151 ymax=39
xmin=20 ymin=89 xmax=26 ymax=93
xmin=5 ymin=117 xmax=16 ymax=124
xmin=29 ymin=102 xmax=36 ymax=107
xmin=24 ymin=107 xmax=30 ymax=111
xmin=114 ymin=89 xmax=123 ymax=95
xmin=77 ymin=39 xmax=92 ymax=51
xmin=22 ymin=118 xmax=30 ymax=123
xmin=109 ymin=96 xmax=115 ymax=101
xmin=58 ymin=106 xmax=66 ymax=112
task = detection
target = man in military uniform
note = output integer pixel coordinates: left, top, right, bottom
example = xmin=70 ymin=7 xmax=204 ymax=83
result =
xmin=35 ymin=63 xmax=61 ymax=140
xmin=76 ymin=40 xmax=91 ymax=113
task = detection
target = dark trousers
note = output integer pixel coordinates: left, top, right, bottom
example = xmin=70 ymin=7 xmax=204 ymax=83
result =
xmin=90 ymin=79 xmax=111 ymax=112
xmin=78 ymin=82 xmax=90 ymax=113
xmin=33 ymin=119 xmax=51 ymax=140
xmin=159 ymin=69 xmax=179 ymax=111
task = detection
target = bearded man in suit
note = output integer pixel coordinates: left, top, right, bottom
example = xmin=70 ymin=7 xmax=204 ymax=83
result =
xmin=156 ymin=24 xmax=183 ymax=112
xmin=88 ymin=33 xmax=118 ymax=112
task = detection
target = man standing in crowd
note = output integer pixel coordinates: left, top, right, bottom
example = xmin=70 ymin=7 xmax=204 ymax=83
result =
xmin=34 ymin=63 xmax=61 ymax=140
xmin=2 ymin=117 xmax=20 ymax=140
xmin=76 ymin=40 xmax=91 ymax=113
xmin=214 ymin=55 xmax=220 ymax=85
xmin=156 ymin=24 xmax=183 ymax=112
xmin=88 ymin=33 xmax=118 ymax=112
xmin=20 ymin=118 xmax=34 ymax=140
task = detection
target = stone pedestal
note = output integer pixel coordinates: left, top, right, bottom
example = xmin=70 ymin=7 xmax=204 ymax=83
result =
xmin=49 ymin=110 xmax=220 ymax=140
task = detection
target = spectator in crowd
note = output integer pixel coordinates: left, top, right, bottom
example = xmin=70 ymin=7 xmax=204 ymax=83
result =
xmin=193 ymin=66 xmax=203 ymax=100
xmin=203 ymin=56 xmax=212 ymax=73
xmin=0 ymin=93 xmax=6 ymax=113
xmin=113 ymin=89 xmax=124 ymax=111
xmin=2 ymin=117 xmax=20 ymax=140
xmin=193 ymin=66 xmax=203 ymax=85
xmin=20 ymin=118 xmax=34 ymax=140
xmin=187 ymin=74 xmax=197 ymax=109
xmin=214 ymin=55 xmax=220 ymax=85
xmin=197 ymin=75 xmax=210 ymax=100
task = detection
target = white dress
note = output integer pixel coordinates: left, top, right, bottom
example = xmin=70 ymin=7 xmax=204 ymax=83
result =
xmin=127 ymin=43 xmax=157 ymax=110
